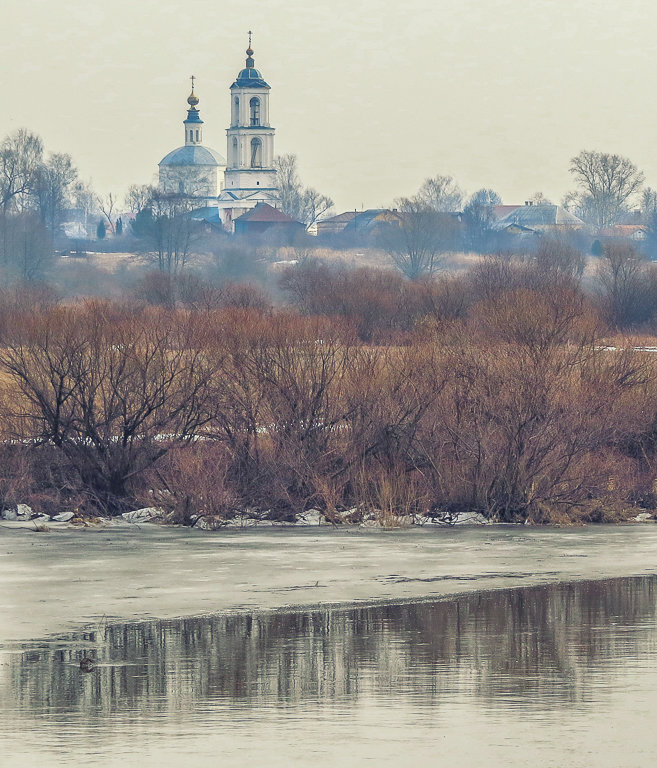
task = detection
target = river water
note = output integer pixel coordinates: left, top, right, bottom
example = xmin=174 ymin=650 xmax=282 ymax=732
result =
xmin=1 ymin=525 xmax=657 ymax=766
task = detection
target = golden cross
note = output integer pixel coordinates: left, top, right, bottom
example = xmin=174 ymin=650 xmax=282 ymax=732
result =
xmin=190 ymin=74 xmax=196 ymax=91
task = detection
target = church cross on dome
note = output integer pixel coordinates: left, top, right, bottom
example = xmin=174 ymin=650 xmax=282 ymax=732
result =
xmin=246 ymin=31 xmax=255 ymax=66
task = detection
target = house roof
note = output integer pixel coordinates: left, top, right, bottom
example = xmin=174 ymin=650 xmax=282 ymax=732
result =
xmin=318 ymin=211 xmax=359 ymax=225
xmin=492 ymin=205 xmax=522 ymax=220
xmin=599 ymin=224 xmax=647 ymax=237
xmin=499 ymin=222 xmax=538 ymax=234
xmin=495 ymin=204 xmax=584 ymax=229
xmin=236 ymin=202 xmax=299 ymax=223
xmin=190 ymin=206 xmax=222 ymax=224
xmin=343 ymin=209 xmax=403 ymax=231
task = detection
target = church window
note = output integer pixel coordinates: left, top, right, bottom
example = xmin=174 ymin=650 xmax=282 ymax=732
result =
xmin=250 ymin=97 xmax=261 ymax=126
xmin=233 ymin=97 xmax=240 ymax=125
xmin=250 ymin=137 xmax=262 ymax=168
xmin=195 ymin=129 xmax=199 ymax=142
xmin=178 ymin=181 xmax=184 ymax=194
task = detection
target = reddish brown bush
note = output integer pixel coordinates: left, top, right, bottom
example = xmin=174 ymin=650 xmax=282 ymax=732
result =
xmin=0 ymin=284 xmax=656 ymax=524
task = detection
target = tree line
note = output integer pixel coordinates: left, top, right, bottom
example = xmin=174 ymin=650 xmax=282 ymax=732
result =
xmin=4 ymin=124 xmax=657 ymax=287
xmin=1 ymin=249 xmax=657 ymax=525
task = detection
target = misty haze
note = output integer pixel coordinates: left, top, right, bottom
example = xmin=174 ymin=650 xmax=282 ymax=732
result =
xmin=2 ymin=2 xmax=657 ymax=766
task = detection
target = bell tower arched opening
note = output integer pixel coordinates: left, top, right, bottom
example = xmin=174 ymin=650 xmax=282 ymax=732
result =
xmin=250 ymin=97 xmax=261 ymax=126
xmin=250 ymin=137 xmax=262 ymax=168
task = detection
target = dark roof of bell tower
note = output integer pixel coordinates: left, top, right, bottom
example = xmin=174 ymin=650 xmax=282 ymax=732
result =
xmin=231 ymin=38 xmax=270 ymax=89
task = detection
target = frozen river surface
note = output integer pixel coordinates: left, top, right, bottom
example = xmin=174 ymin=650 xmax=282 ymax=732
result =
xmin=2 ymin=523 xmax=657 ymax=642
xmin=1 ymin=524 xmax=657 ymax=766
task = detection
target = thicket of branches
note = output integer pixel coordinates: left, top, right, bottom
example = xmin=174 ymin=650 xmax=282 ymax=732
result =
xmin=1 ymin=250 xmax=657 ymax=525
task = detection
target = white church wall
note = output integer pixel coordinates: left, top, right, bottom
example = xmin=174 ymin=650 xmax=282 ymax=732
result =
xmin=159 ymin=165 xmax=219 ymax=198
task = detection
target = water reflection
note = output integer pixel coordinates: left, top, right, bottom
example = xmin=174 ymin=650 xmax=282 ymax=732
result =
xmin=3 ymin=577 xmax=656 ymax=724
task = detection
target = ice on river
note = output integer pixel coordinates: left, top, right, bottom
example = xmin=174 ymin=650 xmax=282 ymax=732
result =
xmin=2 ymin=523 xmax=657 ymax=643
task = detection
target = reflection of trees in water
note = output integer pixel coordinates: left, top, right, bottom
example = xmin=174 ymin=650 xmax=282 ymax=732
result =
xmin=4 ymin=577 xmax=657 ymax=723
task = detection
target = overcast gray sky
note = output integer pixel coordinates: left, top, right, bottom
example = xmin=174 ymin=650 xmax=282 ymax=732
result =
xmin=2 ymin=0 xmax=656 ymax=211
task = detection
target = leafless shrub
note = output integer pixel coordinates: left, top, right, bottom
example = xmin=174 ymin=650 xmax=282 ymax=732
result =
xmin=142 ymin=443 xmax=240 ymax=524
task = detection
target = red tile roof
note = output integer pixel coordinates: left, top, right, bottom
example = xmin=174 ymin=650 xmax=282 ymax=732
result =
xmin=237 ymin=203 xmax=298 ymax=223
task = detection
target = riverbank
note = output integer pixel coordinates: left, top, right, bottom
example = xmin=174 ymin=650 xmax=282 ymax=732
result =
xmin=2 ymin=523 xmax=657 ymax=644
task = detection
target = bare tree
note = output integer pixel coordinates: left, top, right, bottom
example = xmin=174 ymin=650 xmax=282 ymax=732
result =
xmin=0 ymin=129 xmax=44 ymax=212
xmin=125 ymin=184 xmax=156 ymax=214
xmin=641 ymin=187 xmax=657 ymax=221
xmin=528 ymin=191 xmax=553 ymax=205
xmin=596 ymin=242 xmax=648 ymax=326
xmin=641 ymin=188 xmax=657 ymax=259
xmin=380 ymin=196 xmax=458 ymax=280
xmin=300 ymin=187 xmax=333 ymax=229
xmin=34 ymin=152 xmax=78 ymax=235
xmin=274 ymin=153 xmax=303 ymax=220
xmin=568 ymin=150 xmax=644 ymax=229
xmin=532 ymin=237 xmax=586 ymax=282
xmin=274 ymin=153 xmax=333 ymax=227
xmin=417 ymin=174 xmax=464 ymax=212
xmin=0 ymin=304 xmax=219 ymax=511
xmin=0 ymin=211 xmax=54 ymax=280
xmin=462 ymin=188 xmax=502 ymax=251
xmin=159 ymin=165 xmax=216 ymax=200
xmin=71 ymin=179 xmax=97 ymax=230
xmin=148 ymin=192 xmax=200 ymax=274
xmin=97 ymin=193 xmax=117 ymax=233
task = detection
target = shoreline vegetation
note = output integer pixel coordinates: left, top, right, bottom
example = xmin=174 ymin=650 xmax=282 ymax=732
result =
xmin=4 ymin=247 xmax=657 ymax=528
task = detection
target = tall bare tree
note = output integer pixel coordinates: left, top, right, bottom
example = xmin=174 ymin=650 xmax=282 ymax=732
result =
xmin=380 ymin=196 xmax=458 ymax=280
xmin=148 ymin=192 xmax=199 ymax=274
xmin=97 ymin=193 xmax=117 ymax=233
xmin=125 ymin=184 xmax=156 ymax=214
xmin=300 ymin=187 xmax=334 ymax=229
xmin=462 ymin=188 xmax=502 ymax=251
xmin=0 ymin=129 xmax=44 ymax=212
xmin=34 ymin=152 xmax=78 ymax=235
xmin=568 ymin=150 xmax=644 ymax=229
xmin=71 ymin=179 xmax=97 ymax=229
xmin=0 ymin=211 xmax=53 ymax=280
xmin=274 ymin=153 xmax=333 ymax=228
xmin=527 ymin=191 xmax=553 ymax=205
xmin=416 ymin=174 xmax=464 ymax=212
xmin=641 ymin=187 xmax=657 ymax=221
xmin=596 ymin=242 xmax=647 ymax=326
xmin=274 ymin=153 xmax=303 ymax=220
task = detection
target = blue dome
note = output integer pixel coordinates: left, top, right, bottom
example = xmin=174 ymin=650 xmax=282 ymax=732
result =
xmin=159 ymin=145 xmax=226 ymax=167
xmin=232 ymin=67 xmax=269 ymax=88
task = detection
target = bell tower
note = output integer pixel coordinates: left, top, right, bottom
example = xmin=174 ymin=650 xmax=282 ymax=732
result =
xmin=224 ymin=33 xmax=277 ymax=193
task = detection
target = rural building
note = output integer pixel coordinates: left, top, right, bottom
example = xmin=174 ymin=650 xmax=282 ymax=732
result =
xmin=599 ymin=224 xmax=647 ymax=241
xmin=342 ymin=209 xmax=404 ymax=234
xmin=158 ymin=80 xmax=226 ymax=204
xmin=233 ymin=202 xmax=304 ymax=239
xmin=494 ymin=202 xmax=585 ymax=234
xmin=158 ymin=36 xmax=281 ymax=233
xmin=315 ymin=211 xmax=359 ymax=236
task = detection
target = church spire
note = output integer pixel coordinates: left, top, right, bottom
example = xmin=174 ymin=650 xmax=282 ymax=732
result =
xmin=187 ymin=74 xmax=199 ymax=108
xmin=246 ymin=31 xmax=255 ymax=68
xmin=184 ymin=75 xmax=203 ymax=146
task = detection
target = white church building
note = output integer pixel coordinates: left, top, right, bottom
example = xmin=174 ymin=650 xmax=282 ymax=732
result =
xmin=158 ymin=37 xmax=280 ymax=232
